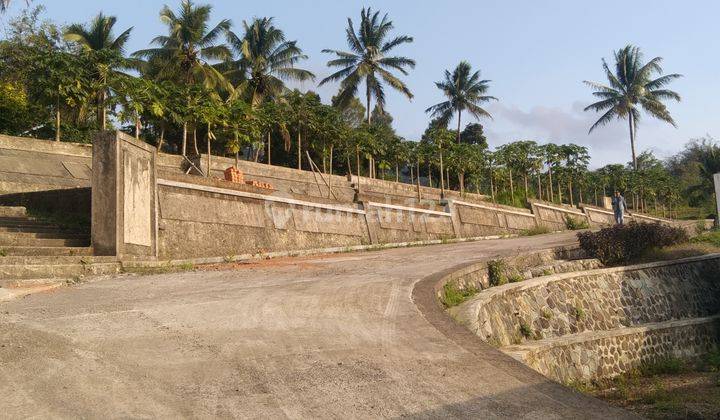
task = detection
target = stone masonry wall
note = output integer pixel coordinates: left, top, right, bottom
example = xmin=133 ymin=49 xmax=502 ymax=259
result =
xmin=452 ymin=256 xmax=720 ymax=347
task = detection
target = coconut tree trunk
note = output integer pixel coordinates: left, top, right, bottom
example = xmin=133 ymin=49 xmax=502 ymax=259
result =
xmin=297 ymin=130 xmax=301 ymax=170
xmin=182 ymin=122 xmax=188 ymax=156
xmin=206 ymin=123 xmax=212 ymax=178
xmin=629 ymin=112 xmax=637 ymax=171
xmin=366 ymin=83 xmax=372 ymax=124
xmin=456 ymin=110 xmax=462 ymax=144
xmin=439 ymin=150 xmax=445 ymax=198
xmin=356 ymin=145 xmax=361 ymax=193
xmin=135 ymin=113 xmax=140 ymax=139
xmin=459 ymin=172 xmax=465 ymax=194
xmin=395 ymin=163 xmax=399 ymax=182
xmin=329 ymin=145 xmax=334 ymax=177
xmin=55 ymin=97 xmax=61 ymax=142
xmin=557 ymin=179 xmax=562 ymax=203
xmin=157 ymin=125 xmax=165 ymax=152
xmin=568 ymin=179 xmax=574 ymax=206
xmin=523 ymin=174 xmax=529 ymax=201
xmin=416 ymin=161 xmax=422 ymax=199
xmin=410 ymin=165 xmax=414 ymax=184
xmin=490 ymin=170 xmax=496 ymax=203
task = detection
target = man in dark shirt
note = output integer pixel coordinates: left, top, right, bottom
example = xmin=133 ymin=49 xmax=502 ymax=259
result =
xmin=611 ymin=191 xmax=627 ymax=225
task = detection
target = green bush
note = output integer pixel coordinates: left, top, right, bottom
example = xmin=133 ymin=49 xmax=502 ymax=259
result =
xmin=441 ymin=282 xmax=478 ymax=307
xmin=565 ymin=215 xmax=589 ymax=230
xmin=692 ymin=230 xmax=720 ymax=247
xmin=487 ymin=259 xmax=508 ymax=286
xmin=577 ymin=222 xmax=688 ymax=265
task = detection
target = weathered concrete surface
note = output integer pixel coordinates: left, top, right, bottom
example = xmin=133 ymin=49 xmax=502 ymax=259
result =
xmin=0 ymin=232 xmax=633 ymax=418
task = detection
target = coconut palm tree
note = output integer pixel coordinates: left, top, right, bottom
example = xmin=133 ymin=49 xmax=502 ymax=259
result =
xmin=64 ymin=13 xmax=133 ymax=129
xmin=133 ymin=0 xmax=232 ymax=156
xmin=133 ymin=0 xmax=231 ymax=91
xmin=426 ymin=61 xmax=497 ymax=143
xmin=584 ymin=45 xmax=682 ymax=170
xmin=319 ymin=7 xmax=415 ymax=123
xmin=226 ymin=17 xmax=315 ymax=107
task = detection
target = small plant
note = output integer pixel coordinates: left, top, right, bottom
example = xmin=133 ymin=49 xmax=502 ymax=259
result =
xmin=572 ymin=305 xmax=585 ymax=321
xmin=508 ymin=273 xmax=524 ymax=283
xmin=179 ymin=262 xmax=195 ymax=271
xmin=542 ymin=268 xmax=553 ymax=276
xmin=519 ymin=321 xmax=532 ymax=339
xmin=441 ymin=282 xmax=478 ymax=307
xmin=487 ymin=259 xmax=508 ymax=286
xmin=565 ymin=215 xmax=589 ymax=230
xmin=522 ymin=225 xmax=552 ymax=236
xmin=640 ymin=356 xmax=684 ymax=376
xmin=541 ymin=308 xmax=553 ymax=319
xmin=0 ymin=248 xmax=6 ymax=257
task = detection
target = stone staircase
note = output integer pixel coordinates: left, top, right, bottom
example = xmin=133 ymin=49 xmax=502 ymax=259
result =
xmin=0 ymin=206 xmax=120 ymax=299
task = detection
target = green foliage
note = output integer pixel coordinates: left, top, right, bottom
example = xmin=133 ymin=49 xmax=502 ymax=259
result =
xmin=487 ymin=259 xmax=508 ymax=286
xmin=577 ymin=222 xmax=689 ymax=265
xmin=564 ymin=215 xmax=589 ymax=230
xmin=572 ymin=305 xmax=585 ymax=321
xmin=640 ymin=357 xmax=685 ymax=376
xmin=508 ymin=273 xmax=524 ymax=283
xmin=441 ymin=282 xmax=479 ymax=308
xmin=518 ymin=321 xmax=532 ymax=339
xmin=692 ymin=230 xmax=720 ymax=247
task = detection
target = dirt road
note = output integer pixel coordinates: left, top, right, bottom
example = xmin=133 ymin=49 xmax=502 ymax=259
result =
xmin=1 ymin=232 xmax=634 ymax=418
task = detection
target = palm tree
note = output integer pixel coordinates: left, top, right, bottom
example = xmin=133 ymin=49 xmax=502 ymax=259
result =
xmin=584 ymin=45 xmax=682 ymax=170
xmin=319 ymin=7 xmax=415 ymax=123
xmin=133 ymin=0 xmax=232 ymax=156
xmin=64 ymin=13 xmax=133 ymax=129
xmin=226 ymin=17 xmax=315 ymax=107
xmin=426 ymin=61 xmax=497 ymax=143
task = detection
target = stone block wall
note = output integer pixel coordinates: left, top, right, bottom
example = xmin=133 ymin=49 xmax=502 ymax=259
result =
xmin=453 ymin=256 xmax=720 ymax=347
xmin=506 ymin=317 xmax=720 ymax=383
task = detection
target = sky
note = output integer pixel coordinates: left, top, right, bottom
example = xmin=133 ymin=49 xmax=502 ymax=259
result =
xmin=2 ymin=0 xmax=719 ymax=168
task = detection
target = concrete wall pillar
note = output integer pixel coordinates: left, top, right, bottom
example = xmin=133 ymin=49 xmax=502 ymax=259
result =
xmin=360 ymin=201 xmax=379 ymax=245
xmin=92 ymin=131 xmax=157 ymax=259
xmin=445 ymin=199 xmax=462 ymax=239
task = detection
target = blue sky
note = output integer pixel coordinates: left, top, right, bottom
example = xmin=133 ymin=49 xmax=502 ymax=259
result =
xmin=2 ymin=0 xmax=718 ymax=167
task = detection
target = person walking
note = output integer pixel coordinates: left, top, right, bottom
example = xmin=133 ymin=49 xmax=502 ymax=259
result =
xmin=611 ymin=190 xmax=627 ymax=225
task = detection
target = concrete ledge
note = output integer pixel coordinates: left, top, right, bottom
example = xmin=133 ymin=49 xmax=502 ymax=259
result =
xmin=122 ymin=233 xmax=514 ymax=269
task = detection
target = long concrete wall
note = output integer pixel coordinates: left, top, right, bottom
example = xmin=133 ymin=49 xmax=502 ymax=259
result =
xmin=1 ymin=134 xmax=696 ymax=260
xmin=450 ymin=255 xmax=720 ymax=382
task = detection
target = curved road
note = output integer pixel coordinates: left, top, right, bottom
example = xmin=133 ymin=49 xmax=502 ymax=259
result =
xmin=1 ymin=232 xmax=633 ymax=418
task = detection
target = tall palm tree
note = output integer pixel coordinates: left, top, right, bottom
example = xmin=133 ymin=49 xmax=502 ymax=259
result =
xmin=133 ymin=0 xmax=231 ymax=91
xmin=64 ymin=13 xmax=133 ymax=129
xmin=133 ymin=0 xmax=232 ymax=156
xmin=426 ymin=61 xmax=497 ymax=143
xmin=584 ymin=45 xmax=682 ymax=170
xmin=225 ymin=17 xmax=315 ymax=107
xmin=319 ymin=7 xmax=415 ymax=123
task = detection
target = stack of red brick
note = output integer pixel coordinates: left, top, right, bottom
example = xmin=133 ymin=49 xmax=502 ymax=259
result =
xmin=224 ymin=166 xmax=273 ymax=190
xmin=224 ymin=167 xmax=244 ymax=183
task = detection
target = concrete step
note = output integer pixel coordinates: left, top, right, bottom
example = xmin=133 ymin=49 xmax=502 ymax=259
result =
xmin=0 ymin=231 xmax=89 ymax=240
xmin=0 ymin=262 xmax=120 ymax=281
xmin=0 ymin=246 xmax=94 ymax=256
xmin=0 ymin=206 xmax=26 ymax=217
xmin=0 ymin=225 xmax=87 ymax=234
xmin=0 ymin=236 xmax=89 ymax=247
xmin=0 ymin=255 xmax=116 ymax=265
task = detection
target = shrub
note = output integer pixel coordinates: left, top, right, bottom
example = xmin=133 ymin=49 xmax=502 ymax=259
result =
xmin=441 ymin=282 xmax=478 ymax=307
xmin=519 ymin=321 xmax=532 ymax=338
xmin=692 ymin=230 xmax=720 ymax=247
xmin=487 ymin=259 xmax=508 ymax=286
xmin=565 ymin=215 xmax=589 ymax=230
xmin=577 ymin=222 xmax=688 ymax=265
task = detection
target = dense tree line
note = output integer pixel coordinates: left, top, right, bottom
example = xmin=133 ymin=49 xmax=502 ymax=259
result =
xmin=0 ymin=2 xmax=716 ymax=218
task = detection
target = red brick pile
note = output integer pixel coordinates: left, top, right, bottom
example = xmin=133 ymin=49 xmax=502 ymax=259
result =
xmin=245 ymin=180 xmax=273 ymax=190
xmin=224 ymin=167 xmax=273 ymax=190
xmin=224 ymin=167 xmax=244 ymax=183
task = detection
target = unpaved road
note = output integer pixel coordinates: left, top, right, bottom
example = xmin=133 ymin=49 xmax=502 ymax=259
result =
xmin=0 ymin=232 xmax=633 ymax=418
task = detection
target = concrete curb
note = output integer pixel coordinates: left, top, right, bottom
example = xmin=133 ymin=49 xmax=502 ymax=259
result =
xmin=121 ymin=233 xmax=517 ymax=270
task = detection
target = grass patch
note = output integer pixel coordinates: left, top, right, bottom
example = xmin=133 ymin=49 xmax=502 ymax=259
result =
xmin=508 ymin=273 xmax=524 ymax=283
xmin=521 ymin=225 xmax=552 ymax=236
xmin=441 ymin=282 xmax=478 ymax=308
xmin=640 ymin=357 xmax=685 ymax=376
xmin=572 ymin=305 xmax=585 ymax=321
xmin=541 ymin=308 xmax=553 ymax=319
xmin=692 ymin=230 xmax=720 ymax=247
xmin=0 ymin=248 xmax=6 ymax=257
xmin=564 ymin=215 xmax=589 ymax=230
xmin=519 ymin=321 xmax=532 ymax=339
xmin=487 ymin=259 xmax=508 ymax=286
